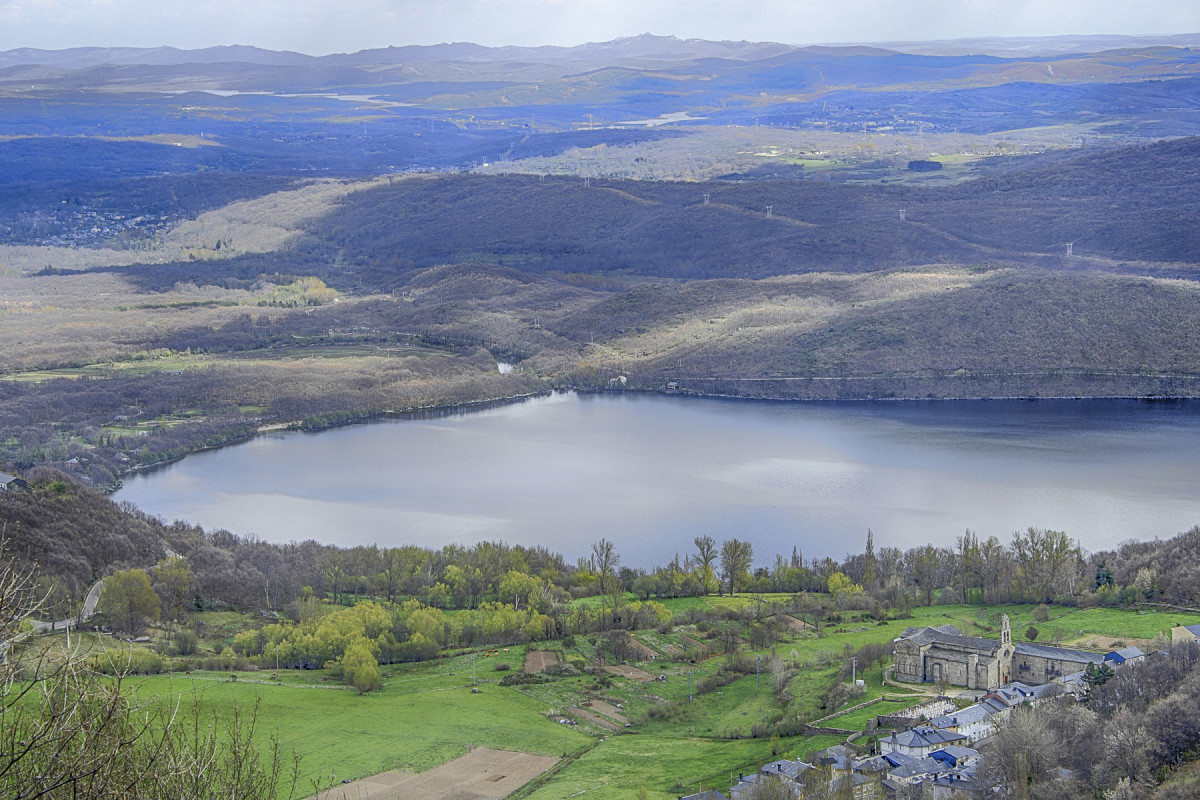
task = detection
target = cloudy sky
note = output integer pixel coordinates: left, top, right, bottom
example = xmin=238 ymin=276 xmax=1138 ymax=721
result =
xmin=1 ymin=0 xmax=1198 ymax=54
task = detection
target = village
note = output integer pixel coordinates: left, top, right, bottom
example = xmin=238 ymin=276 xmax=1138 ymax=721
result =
xmin=679 ymin=615 xmax=1166 ymax=799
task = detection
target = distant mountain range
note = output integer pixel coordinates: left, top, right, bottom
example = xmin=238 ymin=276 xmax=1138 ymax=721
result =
xmin=3 ymin=32 xmax=1199 ymax=71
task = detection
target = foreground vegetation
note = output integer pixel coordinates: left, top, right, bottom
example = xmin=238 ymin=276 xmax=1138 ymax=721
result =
xmin=6 ymin=473 xmax=1200 ymax=797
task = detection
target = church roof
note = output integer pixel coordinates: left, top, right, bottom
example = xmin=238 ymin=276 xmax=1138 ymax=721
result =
xmin=900 ymin=626 xmax=1004 ymax=655
xmin=900 ymin=624 xmax=962 ymax=639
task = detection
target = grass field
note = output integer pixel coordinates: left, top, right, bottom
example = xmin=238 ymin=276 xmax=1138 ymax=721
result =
xmin=519 ymin=734 xmax=843 ymax=800
xmin=130 ymin=666 xmax=590 ymax=799
xmin=52 ymin=600 xmax=1197 ymax=800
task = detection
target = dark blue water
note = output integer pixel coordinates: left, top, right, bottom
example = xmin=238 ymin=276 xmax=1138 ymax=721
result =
xmin=113 ymin=394 xmax=1200 ymax=566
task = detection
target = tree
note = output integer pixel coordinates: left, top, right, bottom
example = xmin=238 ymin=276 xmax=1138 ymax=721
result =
xmin=101 ymin=568 xmax=162 ymax=634
xmin=151 ymin=556 xmax=193 ymax=622
xmin=0 ymin=542 xmax=299 ymax=798
xmin=591 ymin=538 xmax=620 ymax=598
xmin=826 ymin=572 xmax=863 ymax=608
xmin=909 ymin=544 xmax=941 ymax=606
xmin=862 ymin=530 xmax=877 ymax=591
xmin=498 ymin=569 xmax=542 ymax=611
xmin=1098 ymin=708 xmax=1154 ymax=787
xmin=692 ymin=535 xmax=718 ymax=594
xmin=983 ymin=706 xmax=1063 ymax=795
xmin=341 ymin=638 xmax=383 ymax=694
xmin=720 ymin=538 xmax=753 ymax=596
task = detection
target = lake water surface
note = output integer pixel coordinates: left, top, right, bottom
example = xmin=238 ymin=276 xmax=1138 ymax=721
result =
xmin=114 ymin=393 xmax=1200 ymax=566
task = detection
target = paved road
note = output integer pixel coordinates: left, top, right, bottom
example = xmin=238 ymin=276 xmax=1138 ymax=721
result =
xmin=31 ymin=578 xmax=104 ymax=634
xmin=0 ymin=578 xmax=104 ymax=663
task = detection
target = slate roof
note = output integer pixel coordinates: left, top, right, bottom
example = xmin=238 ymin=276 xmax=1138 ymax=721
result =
xmin=886 ymin=727 xmax=967 ymax=750
xmin=681 ymin=792 xmax=728 ymax=800
xmin=1014 ymin=643 xmax=1104 ymax=664
xmin=888 ymin=756 xmax=944 ymax=780
xmin=930 ymin=703 xmax=994 ymax=729
xmin=1183 ymin=623 xmax=1200 ymax=637
xmin=0 ymin=472 xmax=15 ymax=484
xmin=1105 ymin=646 xmax=1146 ymax=662
xmin=900 ymin=626 xmax=1004 ymax=655
xmin=759 ymin=759 xmax=810 ymax=781
xmin=900 ymin=624 xmax=962 ymax=639
xmin=854 ymin=755 xmax=894 ymax=775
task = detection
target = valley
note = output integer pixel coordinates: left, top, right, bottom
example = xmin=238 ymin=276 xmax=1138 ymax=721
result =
xmin=3 ymin=30 xmax=1200 ymax=800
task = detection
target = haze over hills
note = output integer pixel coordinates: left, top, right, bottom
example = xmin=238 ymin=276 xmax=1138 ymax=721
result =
xmin=2 ymin=33 xmax=1200 ymax=487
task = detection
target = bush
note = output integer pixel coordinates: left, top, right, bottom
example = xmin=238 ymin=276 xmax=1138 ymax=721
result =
xmin=499 ymin=671 xmax=552 ymax=686
xmin=175 ymin=629 xmax=199 ymax=656
xmin=494 ymin=661 xmax=512 ymax=672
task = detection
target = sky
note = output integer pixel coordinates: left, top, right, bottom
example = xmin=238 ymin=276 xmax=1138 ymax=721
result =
xmin=0 ymin=0 xmax=1198 ymax=55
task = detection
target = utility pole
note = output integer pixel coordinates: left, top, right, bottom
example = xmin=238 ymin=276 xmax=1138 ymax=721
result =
xmin=899 ymin=208 xmax=906 ymax=221
xmin=851 ymin=656 xmax=857 ymax=684
xmin=703 ymin=193 xmax=710 ymax=205
xmin=689 ymin=670 xmax=694 ymax=702
xmin=1066 ymin=242 xmax=1074 ymax=257
xmin=765 ymin=205 xmax=773 ymax=218
xmin=756 ymin=653 xmax=761 ymax=691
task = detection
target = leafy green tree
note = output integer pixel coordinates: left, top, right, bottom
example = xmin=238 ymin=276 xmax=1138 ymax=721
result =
xmin=341 ymin=638 xmax=383 ymax=694
xmin=498 ymin=569 xmax=542 ymax=611
xmin=101 ymin=568 xmax=161 ymax=634
xmin=863 ymin=529 xmax=877 ymax=591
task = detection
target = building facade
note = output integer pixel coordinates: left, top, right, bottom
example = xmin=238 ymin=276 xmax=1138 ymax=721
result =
xmin=893 ymin=617 xmax=1015 ymax=690
xmin=894 ymin=616 xmax=1115 ymax=691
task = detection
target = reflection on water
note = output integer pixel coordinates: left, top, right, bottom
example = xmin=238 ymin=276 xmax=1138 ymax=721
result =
xmin=114 ymin=394 xmax=1200 ymax=565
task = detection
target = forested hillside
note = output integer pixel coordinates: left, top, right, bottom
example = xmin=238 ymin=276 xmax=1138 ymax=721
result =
xmin=250 ymin=136 xmax=1200 ymax=291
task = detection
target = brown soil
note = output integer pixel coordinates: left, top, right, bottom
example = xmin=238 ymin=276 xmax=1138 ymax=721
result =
xmin=626 ymin=635 xmax=659 ymax=661
xmin=770 ymin=613 xmax=813 ymax=631
xmin=587 ymin=700 xmax=629 ymax=724
xmin=311 ymin=747 xmax=559 ymax=800
xmin=568 ymin=707 xmax=622 ymax=731
xmin=523 ymin=650 xmax=560 ymax=673
xmin=603 ymin=664 xmax=657 ymax=682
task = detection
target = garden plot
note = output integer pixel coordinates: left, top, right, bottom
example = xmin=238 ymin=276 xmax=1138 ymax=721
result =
xmin=314 ymin=747 xmax=558 ymax=800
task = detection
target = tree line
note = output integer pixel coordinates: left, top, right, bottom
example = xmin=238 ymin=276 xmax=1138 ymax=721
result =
xmin=7 ymin=471 xmax=1196 ymax=650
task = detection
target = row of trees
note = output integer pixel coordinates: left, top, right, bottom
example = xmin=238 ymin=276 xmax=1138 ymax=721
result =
xmin=4 ymin=471 xmax=1190 ymax=649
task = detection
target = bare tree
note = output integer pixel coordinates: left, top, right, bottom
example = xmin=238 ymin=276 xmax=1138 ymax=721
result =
xmin=720 ymin=538 xmax=753 ymax=596
xmin=591 ymin=538 xmax=620 ymax=598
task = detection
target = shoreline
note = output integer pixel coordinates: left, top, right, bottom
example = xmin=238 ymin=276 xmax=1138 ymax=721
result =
xmin=104 ymin=382 xmax=1199 ymax=492
xmin=108 ymin=389 xmax=550 ymax=490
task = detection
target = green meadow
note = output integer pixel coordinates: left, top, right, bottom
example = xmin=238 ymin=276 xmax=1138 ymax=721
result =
xmin=101 ymin=601 xmax=1197 ymax=799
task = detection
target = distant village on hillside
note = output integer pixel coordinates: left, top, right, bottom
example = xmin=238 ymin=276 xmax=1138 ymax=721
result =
xmin=684 ymin=617 xmax=1154 ymax=799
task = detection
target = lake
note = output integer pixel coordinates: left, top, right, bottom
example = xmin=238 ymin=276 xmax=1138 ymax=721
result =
xmin=113 ymin=393 xmax=1200 ymax=566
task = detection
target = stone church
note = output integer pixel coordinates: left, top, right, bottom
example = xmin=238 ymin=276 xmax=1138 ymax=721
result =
xmin=893 ymin=616 xmax=1016 ymax=690
xmin=894 ymin=615 xmax=1106 ymax=691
